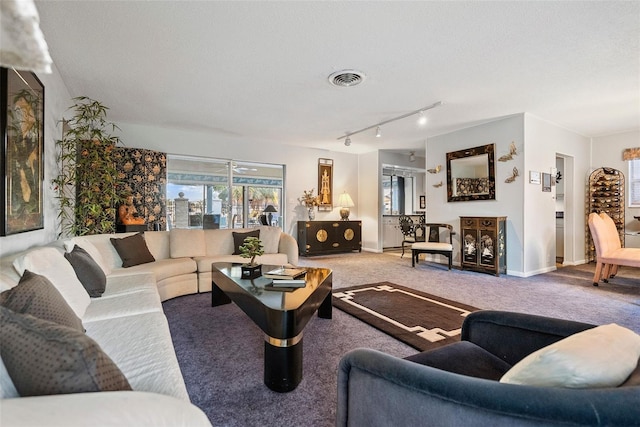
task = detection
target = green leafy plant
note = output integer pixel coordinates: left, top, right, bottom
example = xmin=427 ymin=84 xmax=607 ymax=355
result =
xmin=239 ymin=236 xmax=264 ymax=266
xmin=52 ymin=97 xmax=123 ymax=237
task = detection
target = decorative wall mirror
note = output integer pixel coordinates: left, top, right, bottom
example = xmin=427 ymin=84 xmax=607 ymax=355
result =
xmin=446 ymin=143 xmax=496 ymax=202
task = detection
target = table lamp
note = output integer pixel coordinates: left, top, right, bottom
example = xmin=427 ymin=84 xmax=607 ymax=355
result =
xmin=337 ymin=192 xmax=354 ymax=221
xmin=264 ymin=205 xmax=277 ymax=225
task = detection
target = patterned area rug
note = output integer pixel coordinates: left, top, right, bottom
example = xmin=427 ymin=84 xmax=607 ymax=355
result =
xmin=332 ymin=282 xmax=479 ymax=351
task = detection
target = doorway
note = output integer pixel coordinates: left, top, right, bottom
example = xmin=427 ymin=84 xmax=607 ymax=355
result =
xmin=555 ymin=154 xmax=574 ymax=266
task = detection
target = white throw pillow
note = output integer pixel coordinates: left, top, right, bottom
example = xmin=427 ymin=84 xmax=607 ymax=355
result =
xmin=259 ymin=226 xmax=281 ymax=254
xmin=63 ymin=238 xmax=112 ymax=276
xmin=500 ymin=323 xmax=640 ymax=388
xmin=12 ymin=247 xmax=91 ymax=318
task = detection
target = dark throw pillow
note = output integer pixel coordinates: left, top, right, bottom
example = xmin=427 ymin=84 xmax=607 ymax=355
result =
xmin=64 ymin=245 xmax=107 ymax=297
xmin=232 ymin=230 xmax=260 ymax=255
xmin=0 ymin=306 xmax=132 ymax=396
xmin=110 ymin=233 xmax=155 ymax=268
xmin=0 ymin=270 xmax=83 ymax=332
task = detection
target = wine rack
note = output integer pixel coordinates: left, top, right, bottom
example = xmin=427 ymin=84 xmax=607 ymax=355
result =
xmin=586 ymin=167 xmax=625 ymax=261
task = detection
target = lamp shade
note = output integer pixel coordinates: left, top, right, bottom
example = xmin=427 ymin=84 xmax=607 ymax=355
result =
xmin=264 ymin=205 xmax=277 ymax=213
xmin=338 ymin=192 xmax=354 ymax=208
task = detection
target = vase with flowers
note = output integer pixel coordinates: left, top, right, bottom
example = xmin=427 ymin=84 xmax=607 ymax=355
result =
xmin=299 ymin=189 xmax=320 ymax=220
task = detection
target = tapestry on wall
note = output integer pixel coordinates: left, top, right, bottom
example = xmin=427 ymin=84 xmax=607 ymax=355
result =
xmin=455 ymin=177 xmax=489 ymax=196
xmin=114 ymin=147 xmax=167 ymax=230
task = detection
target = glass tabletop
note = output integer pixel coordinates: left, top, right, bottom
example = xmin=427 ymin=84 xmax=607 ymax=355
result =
xmin=212 ymin=263 xmax=332 ymax=311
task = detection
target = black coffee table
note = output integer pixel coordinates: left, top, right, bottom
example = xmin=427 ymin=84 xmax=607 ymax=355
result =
xmin=211 ymin=263 xmax=332 ymax=392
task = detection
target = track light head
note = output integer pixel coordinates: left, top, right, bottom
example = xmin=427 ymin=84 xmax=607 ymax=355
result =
xmin=375 ymin=126 xmax=382 ymax=138
xmin=409 ymin=151 xmax=416 ymax=162
xmin=417 ymin=111 xmax=427 ymax=126
xmin=344 ymin=136 xmax=351 ymax=146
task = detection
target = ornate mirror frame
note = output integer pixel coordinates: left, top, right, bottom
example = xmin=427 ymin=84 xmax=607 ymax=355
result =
xmin=446 ymin=143 xmax=496 ymax=202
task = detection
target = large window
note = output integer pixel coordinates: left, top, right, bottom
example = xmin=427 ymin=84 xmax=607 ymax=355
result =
xmin=166 ymin=155 xmax=284 ymax=229
xmin=629 ymin=159 xmax=640 ymax=207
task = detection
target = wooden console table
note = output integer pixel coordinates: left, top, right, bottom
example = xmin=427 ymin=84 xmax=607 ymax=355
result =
xmin=460 ymin=216 xmax=507 ymax=276
xmin=297 ymin=220 xmax=362 ymax=256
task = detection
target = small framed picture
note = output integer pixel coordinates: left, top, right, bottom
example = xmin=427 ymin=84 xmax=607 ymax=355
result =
xmin=419 ymin=195 xmax=426 ymax=209
xmin=542 ymin=173 xmax=552 ymax=192
xmin=529 ymin=171 xmax=541 ymax=185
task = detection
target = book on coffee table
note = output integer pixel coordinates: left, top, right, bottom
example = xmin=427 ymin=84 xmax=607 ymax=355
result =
xmin=264 ymin=267 xmax=307 ymax=280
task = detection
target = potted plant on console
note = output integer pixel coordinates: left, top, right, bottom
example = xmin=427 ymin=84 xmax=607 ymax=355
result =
xmin=239 ymin=236 xmax=264 ymax=279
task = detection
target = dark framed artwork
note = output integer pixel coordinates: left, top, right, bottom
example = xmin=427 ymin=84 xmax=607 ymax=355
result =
xmin=1 ymin=67 xmax=45 ymax=236
xmin=317 ymin=158 xmax=333 ymax=211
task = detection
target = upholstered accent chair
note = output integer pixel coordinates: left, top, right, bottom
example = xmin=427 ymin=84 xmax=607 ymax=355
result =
xmin=411 ymin=223 xmax=454 ymax=269
xmin=337 ymin=310 xmax=640 ymax=426
xmin=588 ymin=212 xmax=640 ymax=286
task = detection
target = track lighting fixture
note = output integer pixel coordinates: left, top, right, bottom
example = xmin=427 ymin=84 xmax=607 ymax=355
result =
xmin=337 ymin=101 xmax=442 ymax=146
xmin=409 ymin=151 xmax=416 ymax=162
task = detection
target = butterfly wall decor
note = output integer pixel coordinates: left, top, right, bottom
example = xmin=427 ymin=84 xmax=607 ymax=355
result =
xmin=498 ymin=142 xmax=518 ymax=162
xmin=505 ymin=167 xmax=519 ymax=183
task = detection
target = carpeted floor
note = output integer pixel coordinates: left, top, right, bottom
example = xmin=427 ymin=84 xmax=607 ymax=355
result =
xmin=163 ymin=252 xmax=640 ymax=426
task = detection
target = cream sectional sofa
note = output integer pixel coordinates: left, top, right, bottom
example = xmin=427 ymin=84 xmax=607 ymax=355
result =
xmin=0 ymin=226 xmax=298 ymax=426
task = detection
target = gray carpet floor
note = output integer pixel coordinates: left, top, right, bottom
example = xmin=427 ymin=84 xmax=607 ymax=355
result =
xmin=163 ymin=252 xmax=640 ymax=427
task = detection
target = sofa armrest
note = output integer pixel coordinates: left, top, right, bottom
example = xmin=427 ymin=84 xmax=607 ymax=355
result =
xmin=461 ymin=310 xmax=595 ymax=365
xmin=0 ymin=391 xmax=212 ymax=427
xmin=337 ymin=348 xmax=640 ymax=427
xmin=278 ymin=232 xmax=299 ymax=266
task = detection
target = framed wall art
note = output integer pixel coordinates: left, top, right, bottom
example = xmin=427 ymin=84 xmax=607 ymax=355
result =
xmin=419 ymin=195 xmax=426 ymax=210
xmin=317 ymin=158 xmax=333 ymax=211
xmin=1 ymin=67 xmax=45 ymax=236
xmin=542 ymin=173 xmax=552 ymax=192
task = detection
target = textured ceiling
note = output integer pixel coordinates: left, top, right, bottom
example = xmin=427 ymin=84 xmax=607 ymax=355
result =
xmin=35 ymin=1 xmax=639 ymax=154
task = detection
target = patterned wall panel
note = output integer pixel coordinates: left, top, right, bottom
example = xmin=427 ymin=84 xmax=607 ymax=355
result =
xmin=114 ymin=147 xmax=167 ymax=230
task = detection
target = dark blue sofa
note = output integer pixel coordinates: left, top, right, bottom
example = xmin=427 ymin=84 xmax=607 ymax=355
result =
xmin=337 ymin=310 xmax=640 ymax=426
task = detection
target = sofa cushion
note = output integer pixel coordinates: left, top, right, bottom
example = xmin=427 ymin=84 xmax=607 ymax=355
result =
xmin=0 ymin=270 xmax=84 ymax=332
xmin=12 ymin=247 xmax=91 ymax=318
xmin=83 ymin=311 xmax=189 ymax=400
xmin=203 ymin=229 xmax=235 ymax=255
xmin=405 ymin=341 xmax=512 ymax=380
xmin=110 ymin=233 xmax=155 ymax=268
xmin=64 ymin=238 xmax=112 ymax=276
xmin=258 ymin=226 xmax=281 ymax=254
xmin=170 ymin=229 xmax=206 ymax=258
xmin=0 ymin=306 xmax=131 ymax=396
xmin=232 ymin=229 xmax=260 ymax=255
xmin=142 ymin=230 xmax=171 ymax=260
xmin=500 ymin=323 xmax=640 ymax=388
xmin=112 ymin=257 xmax=197 ymax=282
xmin=64 ymin=245 xmax=107 ymax=297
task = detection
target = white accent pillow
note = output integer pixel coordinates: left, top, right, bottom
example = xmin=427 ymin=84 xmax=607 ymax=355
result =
xmin=500 ymin=324 xmax=640 ymax=388
xmin=258 ymin=226 xmax=281 ymax=254
xmin=12 ymin=247 xmax=91 ymax=318
xmin=64 ymin=238 xmax=112 ymax=276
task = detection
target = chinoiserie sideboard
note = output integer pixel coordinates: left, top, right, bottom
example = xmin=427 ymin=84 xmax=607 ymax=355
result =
xmin=460 ymin=216 xmax=507 ymax=276
xmin=297 ymin=220 xmax=362 ymax=256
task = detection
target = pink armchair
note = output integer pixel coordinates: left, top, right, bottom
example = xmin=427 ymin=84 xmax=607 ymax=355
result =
xmin=587 ymin=212 xmax=640 ymax=286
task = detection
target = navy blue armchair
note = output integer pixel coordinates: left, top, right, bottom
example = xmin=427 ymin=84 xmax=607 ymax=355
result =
xmin=337 ymin=310 xmax=640 ymax=426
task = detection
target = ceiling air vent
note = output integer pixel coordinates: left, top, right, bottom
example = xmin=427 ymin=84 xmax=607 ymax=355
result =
xmin=328 ymin=69 xmax=366 ymax=87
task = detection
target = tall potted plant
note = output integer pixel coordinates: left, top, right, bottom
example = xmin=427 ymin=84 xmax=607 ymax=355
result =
xmin=52 ymin=97 xmax=123 ymax=237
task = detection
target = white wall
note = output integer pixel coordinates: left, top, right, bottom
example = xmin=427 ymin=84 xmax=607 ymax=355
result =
xmin=116 ymin=122 xmax=359 ymax=238
xmin=0 ymin=65 xmax=71 ymax=257
xmin=358 ymin=150 xmax=380 ymax=252
xmin=426 ymin=115 xmax=526 ymax=274
xmin=523 ymin=114 xmax=590 ymax=271
xmin=591 ymin=130 xmax=640 ymax=235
